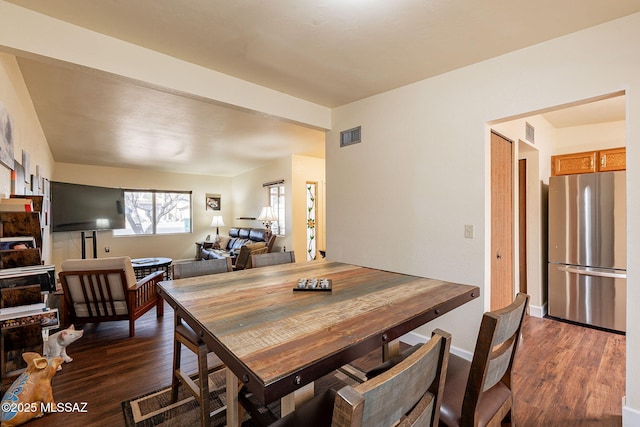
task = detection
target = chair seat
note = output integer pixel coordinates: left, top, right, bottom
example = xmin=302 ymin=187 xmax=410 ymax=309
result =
xmin=272 ymin=388 xmax=337 ymax=427
xmin=439 ymin=354 xmax=512 ymax=427
xmin=73 ymin=300 xmax=128 ymax=317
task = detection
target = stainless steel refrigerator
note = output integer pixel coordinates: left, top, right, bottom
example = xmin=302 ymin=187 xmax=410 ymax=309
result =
xmin=548 ymin=171 xmax=626 ymax=332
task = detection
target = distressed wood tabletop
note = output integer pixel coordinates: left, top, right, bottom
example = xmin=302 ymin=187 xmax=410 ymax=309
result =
xmin=158 ymin=259 xmax=479 ymax=406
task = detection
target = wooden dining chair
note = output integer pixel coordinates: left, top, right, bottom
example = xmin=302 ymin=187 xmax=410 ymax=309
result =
xmin=437 ymin=292 xmax=529 ymax=427
xmin=251 ymin=250 xmax=296 ymax=268
xmin=367 ymin=293 xmax=529 ymax=427
xmin=240 ymin=329 xmax=451 ymax=427
xmin=171 ymin=257 xmax=233 ymax=427
xmin=172 ymin=257 xmax=233 ymax=279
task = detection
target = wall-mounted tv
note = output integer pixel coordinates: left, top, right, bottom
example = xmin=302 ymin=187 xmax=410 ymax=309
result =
xmin=50 ymin=181 xmax=126 ymax=232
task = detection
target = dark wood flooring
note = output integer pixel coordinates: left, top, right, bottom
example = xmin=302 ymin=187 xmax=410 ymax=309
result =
xmin=7 ymin=306 xmax=625 ymax=427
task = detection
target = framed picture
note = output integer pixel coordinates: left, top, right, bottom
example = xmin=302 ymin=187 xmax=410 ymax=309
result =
xmin=206 ymin=194 xmax=221 ymax=211
xmin=40 ymin=309 xmax=60 ymax=331
xmin=11 ymin=162 xmax=25 ymax=195
xmin=22 ymin=150 xmax=30 ymax=183
xmin=0 ymin=100 xmax=14 ymax=170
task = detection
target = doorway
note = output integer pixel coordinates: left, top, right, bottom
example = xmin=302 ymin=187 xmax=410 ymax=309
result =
xmin=518 ymin=159 xmax=527 ymax=294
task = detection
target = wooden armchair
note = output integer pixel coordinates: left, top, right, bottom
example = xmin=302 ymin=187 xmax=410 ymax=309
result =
xmin=241 ymin=329 xmax=451 ymax=427
xmin=59 ymin=256 xmax=164 ymax=337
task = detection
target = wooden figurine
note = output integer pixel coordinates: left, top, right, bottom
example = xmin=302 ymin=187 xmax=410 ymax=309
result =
xmin=0 ymin=352 xmax=63 ymax=427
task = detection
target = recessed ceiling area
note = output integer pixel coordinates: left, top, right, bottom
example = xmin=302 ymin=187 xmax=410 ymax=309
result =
xmin=17 ymin=57 xmax=326 ymax=177
xmin=541 ymin=95 xmax=626 ymax=128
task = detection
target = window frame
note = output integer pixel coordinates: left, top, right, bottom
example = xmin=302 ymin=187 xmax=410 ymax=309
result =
xmin=266 ymin=183 xmax=286 ymax=236
xmin=114 ymin=189 xmax=193 ymax=236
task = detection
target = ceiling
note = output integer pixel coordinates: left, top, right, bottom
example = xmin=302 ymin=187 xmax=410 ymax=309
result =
xmin=4 ymin=0 xmax=637 ymax=176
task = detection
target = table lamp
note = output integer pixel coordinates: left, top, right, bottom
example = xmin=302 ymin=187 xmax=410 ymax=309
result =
xmin=257 ymin=206 xmax=277 ymax=235
xmin=210 ymin=215 xmax=224 ymax=236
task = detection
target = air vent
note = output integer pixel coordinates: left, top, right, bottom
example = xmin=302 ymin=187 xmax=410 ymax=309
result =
xmin=525 ymin=122 xmax=535 ymax=143
xmin=340 ymin=126 xmax=361 ymax=147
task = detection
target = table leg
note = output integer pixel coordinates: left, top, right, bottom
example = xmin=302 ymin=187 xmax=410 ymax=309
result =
xmin=383 ymin=338 xmax=400 ymax=361
xmin=225 ymin=368 xmax=243 ymax=427
xmin=280 ymin=382 xmax=314 ymax=417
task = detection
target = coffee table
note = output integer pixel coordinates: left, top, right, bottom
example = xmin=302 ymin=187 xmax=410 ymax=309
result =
xmin=131 ymin=257 xmax=172 ymax=280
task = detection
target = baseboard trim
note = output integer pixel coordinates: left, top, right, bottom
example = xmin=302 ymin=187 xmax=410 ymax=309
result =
xmin=623 ymin=397 xmax=640 ymax=427
xmin=529 ymin=302 xmax=547 ymax=318
xmin=401 ymin=331 xmax=473 ymax=361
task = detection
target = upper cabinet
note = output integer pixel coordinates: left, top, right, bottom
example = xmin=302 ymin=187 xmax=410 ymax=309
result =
xmin=598 ymin=147 xmax=626 ymax=172
xmin=551 ymin=147 xmax=626 ymax=176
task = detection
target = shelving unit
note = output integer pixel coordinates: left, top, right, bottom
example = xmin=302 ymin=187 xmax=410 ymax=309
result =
xmin=0 ymin=195 xmax=56 ymax=391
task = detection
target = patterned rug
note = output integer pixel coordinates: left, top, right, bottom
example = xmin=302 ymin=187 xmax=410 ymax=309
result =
xmin=122 ymin=367 xmax=359 ymax=427
xmin=122 ymin=367 xmax=239 ymax=427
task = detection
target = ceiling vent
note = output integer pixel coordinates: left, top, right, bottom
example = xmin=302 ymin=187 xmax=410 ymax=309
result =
xmin=340 ymin=126 xmax=361 ymax=147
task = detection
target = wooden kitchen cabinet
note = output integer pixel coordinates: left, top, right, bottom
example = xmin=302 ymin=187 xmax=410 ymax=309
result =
xmin=551 ymin=147 xmax=625 ymax=176
xmin=598 ymin=147 xmax=626 ymax=172
xmin=551 ymin=150 xmax=597 ymax=176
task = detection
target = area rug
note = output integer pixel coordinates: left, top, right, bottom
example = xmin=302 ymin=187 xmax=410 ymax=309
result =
xmin=122 ymin=367 xmax=359 ymax=427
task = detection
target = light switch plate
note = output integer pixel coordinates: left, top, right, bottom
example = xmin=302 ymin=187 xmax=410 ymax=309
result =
xmin=464 ymin=224 xmax=474 ymax=239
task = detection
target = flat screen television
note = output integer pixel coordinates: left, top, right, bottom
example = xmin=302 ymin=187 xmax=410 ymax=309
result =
xmin=50 ymin=181 xmax=126 ymax=232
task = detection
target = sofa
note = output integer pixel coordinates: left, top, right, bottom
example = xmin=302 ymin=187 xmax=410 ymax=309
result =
xmin=200 ymin=227 xmax=276 ymax=262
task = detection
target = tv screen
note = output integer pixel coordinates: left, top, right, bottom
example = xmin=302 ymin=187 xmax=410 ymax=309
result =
xmin=50 ymin=182 xmax=126 ymax=232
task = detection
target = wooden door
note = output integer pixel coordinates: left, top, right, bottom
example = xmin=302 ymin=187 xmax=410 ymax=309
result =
xmin=518 ymin=159 xmax=527 ymax=294
xmin=491 ymin=131 xmax=513 ymax=310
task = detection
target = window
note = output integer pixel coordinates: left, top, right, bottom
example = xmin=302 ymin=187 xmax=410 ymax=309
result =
xmin=267 ymin=183 xmax=285 ymax=235
xmin=114 ymin=190 xmax=192 ymax=236
xmin=306 ymin=182 xmax=317 ymax=260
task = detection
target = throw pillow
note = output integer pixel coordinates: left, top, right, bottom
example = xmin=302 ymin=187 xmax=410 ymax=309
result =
xmin=216 ymin=235 xmax=231 ymax=250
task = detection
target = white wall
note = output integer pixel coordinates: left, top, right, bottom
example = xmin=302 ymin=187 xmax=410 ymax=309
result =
xmin=328 ymin=13 xmax=640 ymax=421
xmin=555 ymin=120 xmax=626 ymax=154
xmin=52 ymin=163 xmax=231 ymax=268
xmin=0 ymin=52 xmax=54 ymax=263
xmin=231 ymin=157 xmax=292 ymax=252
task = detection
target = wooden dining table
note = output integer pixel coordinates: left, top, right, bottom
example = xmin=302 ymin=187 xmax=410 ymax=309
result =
xmin=158 ymin=259 xmax=479 ymax=426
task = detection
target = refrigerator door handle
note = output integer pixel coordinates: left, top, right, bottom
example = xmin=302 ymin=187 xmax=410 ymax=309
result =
xmin=557 ymin=265 xmax=627 ymax=280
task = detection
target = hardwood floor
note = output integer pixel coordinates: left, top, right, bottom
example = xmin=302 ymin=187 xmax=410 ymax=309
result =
xmin=512 ymin=316 xmax=625 ymax=426
xmin=7 ymin=307 xmax=625 ymax=427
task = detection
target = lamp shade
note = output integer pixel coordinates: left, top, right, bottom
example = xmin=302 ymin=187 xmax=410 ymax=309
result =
xmin=210 ymin=215 xmax=225 ymax=227
xmin=257 ymin=206 xmax=277 ymax=222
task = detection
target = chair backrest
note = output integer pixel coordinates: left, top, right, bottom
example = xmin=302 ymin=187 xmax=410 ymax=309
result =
xmin=251 ymin=251 xmax=295 ymax=268
xmin=462 ymin=292 xmax=529 ymax=425
xmin=173 ymin=258 xmax=232 ymax=279
xmin=235 ymin=243 xmax=268 ymax=270
xmin=333 ymin=329 xmax=451 ymax=427
xmin=265 ymin=234 xmax=277 ymax=252
xmin=59 ymin=257 xmax=137 ymax=317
